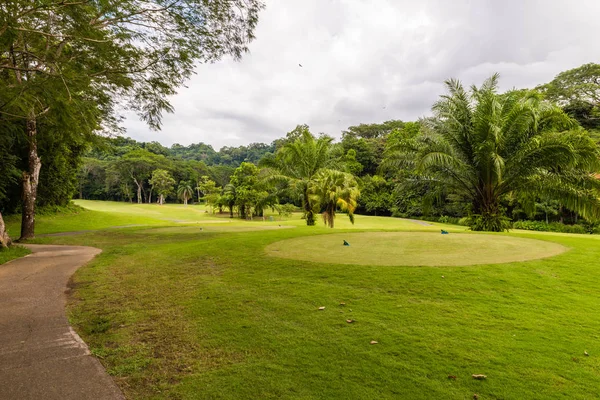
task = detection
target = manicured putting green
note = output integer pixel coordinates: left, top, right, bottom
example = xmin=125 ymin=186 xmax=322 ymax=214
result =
xmin=265 ymin=232 xmax=568 ymax=266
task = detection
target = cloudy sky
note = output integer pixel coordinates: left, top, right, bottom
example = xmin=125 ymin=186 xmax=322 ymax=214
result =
xmin=124 ymin=0 xmax=600 ymax=150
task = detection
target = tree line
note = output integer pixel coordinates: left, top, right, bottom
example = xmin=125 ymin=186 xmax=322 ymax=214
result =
xmin=72 ymin=64 xmax=600 ymax=233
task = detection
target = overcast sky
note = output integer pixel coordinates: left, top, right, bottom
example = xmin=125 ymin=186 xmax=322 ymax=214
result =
xmin=124 ymin=0 xmax=600 ymax=150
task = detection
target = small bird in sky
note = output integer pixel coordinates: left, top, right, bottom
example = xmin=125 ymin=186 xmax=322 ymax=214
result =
xmin=299 ymin=63 xmax=303 ymax=67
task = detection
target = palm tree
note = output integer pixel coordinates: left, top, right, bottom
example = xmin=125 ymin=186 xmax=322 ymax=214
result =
xmin=177 ymin=181 xmax=194 ymax=205
xmin=309 ymin=169 xmax=360 ymax=228
xmin=221 ymin=183 xmax=236 ymax=218
xmin=386 ymin=74 xmax=600 ymax=231
xmin=261 ymin=128 xmax=334 ymax=225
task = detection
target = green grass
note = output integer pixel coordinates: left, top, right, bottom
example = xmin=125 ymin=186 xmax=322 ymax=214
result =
xmin=266 ymin=231 xmax=568 ymax=266
xmin=0 ymin=245 xmax=31 ymax=265
xmin=8 ymin=200 xmax=600 ymax=399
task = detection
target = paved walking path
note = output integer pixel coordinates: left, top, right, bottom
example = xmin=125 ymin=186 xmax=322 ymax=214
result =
xmin=0 ymin=244 xmax=124 ymax=400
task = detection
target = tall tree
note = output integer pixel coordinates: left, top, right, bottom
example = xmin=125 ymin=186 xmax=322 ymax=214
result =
xmin=229 ymin=162 xmax=260 ymax=219
xmin=149 ymin=169 xmax=175 ymax=205
xmin=261 ymin=127 xmax=335 ymax=225
xmin=196 ymin=176 xmax=220 ymax=210
xmin=309 ymin=170 xmax=359 ymax=228
xmin=539 ymin=63 xmax=600 ymax=130
xmin=111 ymin=150 xmax=164 ymax=204
xmin=387 ymin=75 xmax=600 ymax=231
xmin=0 ymin=0 xmax=264 ymax=241
xmin=177 ymin=181 xmax=194 ymax=205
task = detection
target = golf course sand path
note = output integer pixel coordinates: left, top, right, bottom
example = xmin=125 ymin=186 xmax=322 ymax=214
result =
xmin=0 ymin=244 xmax=124 ymax=400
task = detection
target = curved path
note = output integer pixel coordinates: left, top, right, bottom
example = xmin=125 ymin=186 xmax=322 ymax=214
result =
xmin=0 ymin=245 xmax=124 ymax=400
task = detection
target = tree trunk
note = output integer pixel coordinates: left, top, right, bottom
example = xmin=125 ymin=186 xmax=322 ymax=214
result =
xmin=19 ymin=112 xmax=42 ymax=241
xmin=303 ymin=190 xmax=315 ymax=226
xmin=134 ymin=179 xmax=142 ymax=204
xmin=0 ymin=211 xmax=12 ymax=248
xmin=558 ymin=204 xmax=563 ymax=224
xmin=148 ymin=188 xmax=153 ymax=204
xmin=471 ymin=193 xmax=506 ymax=232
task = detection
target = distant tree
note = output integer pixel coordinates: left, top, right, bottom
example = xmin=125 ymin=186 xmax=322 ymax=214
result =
xmin=272 ymin=124 xmax=312 ymax=150
xmin=196 ymin=176 xmax=220 ymax=211
xmin=177 ymin=181 xmax=194 ymax=205
xmin=539 ymin=63 xmax=600 ymax=130
xmin=359 ymin=175 xmax=393 ymax=216
xmin=340 ymin=149 xmax=364 ymax=176
xmin=229 ymin=162 xmax=261 ymax=218
xmin=221 ymin=184 xmax=237 ymax=218
xmin=309 ymin=170 xmax=360 ymax=228
xmin=387 ymin=75 xmax=600 ymax=231
xmin=110 ymin=150 xmax=165 ymax=204
xmin=149 ymin=169 xmax=175 ymax=205
xmin=343 ymin=120 xmax=405 ymax=139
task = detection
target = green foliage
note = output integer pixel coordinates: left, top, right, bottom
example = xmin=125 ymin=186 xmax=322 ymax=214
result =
xmin=275 ymin=203 xmax=296 ymax=218
xmin=149 ymin=169 xmax=175 ymax=205
xmin=229 ymin=162 xmax=268 ymax=218
xmin=539 ymin=63 xmax=600 ymax=130
xmin=513 ymin=220 xmax=590 ymax=234
xmin=309 ymin=169 xmax=360 ymax=228
xmin=261 ymin=126 xmax=335 ymax=226
xmin=386 ymin=74 xmax=600 ymax=231
xmin=358 ymin=175 xmax=392 ymax=216
xmin=0 ymin=245 xmax=30 ymax=265
xmin=343 ymin=120 xmax=405 ymax=139
xmin=176 ymin=181 xmax=194 ymax=205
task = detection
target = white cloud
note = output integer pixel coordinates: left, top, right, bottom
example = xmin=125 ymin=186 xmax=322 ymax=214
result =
xmin=123 ymin=0 xmax=600 ymax=150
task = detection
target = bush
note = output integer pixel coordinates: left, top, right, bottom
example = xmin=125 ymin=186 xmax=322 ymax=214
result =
xmin=32 ymin=202 xmax=84 ymax=216
xmin=513 ymin=220 xmax=589 ymax=234
xmin=403 ymin=215 xmax=463 ymax=225
xmin=275 ymin=203 xmax=296 ymax=218
xmin=458 ymin=217 xmax=470 ymax=226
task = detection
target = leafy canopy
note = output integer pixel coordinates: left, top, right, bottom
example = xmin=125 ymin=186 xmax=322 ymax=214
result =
xmin=386 ymin=74 xmax=600 ymax=231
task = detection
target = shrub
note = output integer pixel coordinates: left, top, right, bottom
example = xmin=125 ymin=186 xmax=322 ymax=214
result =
xmin=513 ymin=220 xmax=589 ymax=234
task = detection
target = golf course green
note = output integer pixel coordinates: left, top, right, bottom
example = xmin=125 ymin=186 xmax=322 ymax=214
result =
xmin=266 ymin=231 xmax=568 ymax=266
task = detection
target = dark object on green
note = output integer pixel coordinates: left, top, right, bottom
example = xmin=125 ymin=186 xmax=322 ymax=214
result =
xmin=441 ymin=230 xmax=449 ymax=234
xmin=343 ymin=240 xmax=350 ymax=246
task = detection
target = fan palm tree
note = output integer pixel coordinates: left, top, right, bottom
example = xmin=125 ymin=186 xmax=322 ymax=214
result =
xmin=386 ymin=74 xmax=600 ymax=231
xmin=177 ymin=181 xmax=194 ymax=205
xmin=309 ymin=169 xmax=360 ymax=228
xmin=261 ymin=129 xmax=334 ymax=225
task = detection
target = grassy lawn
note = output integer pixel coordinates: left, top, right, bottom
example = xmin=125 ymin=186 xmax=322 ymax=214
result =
xmin=0 ymin=245 xmax=31 ymax=265
xmin=4 ymin=200 xmax=600 ymax=399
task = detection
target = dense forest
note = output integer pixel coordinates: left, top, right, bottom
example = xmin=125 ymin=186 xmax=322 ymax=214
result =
xmin=3 ymin=62 xmax=600 ymax=242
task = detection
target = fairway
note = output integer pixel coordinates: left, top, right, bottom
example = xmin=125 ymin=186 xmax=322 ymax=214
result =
xmin=266 ymin=232 xmax=569 ymax=266
xmin=4 ymin=201 xmax=600 ymax=400
xmin=144 ymin=225 xmax=295 ymax=234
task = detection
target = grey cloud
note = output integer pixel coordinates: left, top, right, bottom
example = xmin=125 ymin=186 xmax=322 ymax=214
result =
xmin=123 ymin=0 xmax=600 ymax=150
